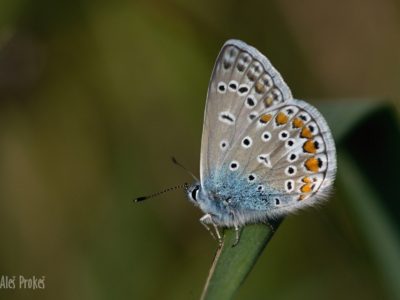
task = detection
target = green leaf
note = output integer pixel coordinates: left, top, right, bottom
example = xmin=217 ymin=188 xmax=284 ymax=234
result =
xmin=201 ymin=220 xmax=282 ymax=300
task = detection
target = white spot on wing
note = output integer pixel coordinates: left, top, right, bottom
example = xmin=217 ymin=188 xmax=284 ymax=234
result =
xmin=287 ymin=152 xmax=298 ymax=162
xmin=297 ymin=112 xmax=311 ymax=123
xmin=245 ymin=95 xmax=257 ymax=108
xmin=257 ymin=154 xmax=272 ymax=168
xmin=229 ymin=161 xmax=239 ymax=171
xmin=241 ymin=136 xmax=253 ymax=148
xmin=228 ymin=80 xmax=238 ymax=92
xmin=220 ymin=140 xmax=229 ymax=151
xmin=285 ymin=180 xmax=294 ymax=192
xmin=247 ymin=174 xmax=257 ymax=182
xmin=279 ymin=130 xmax=289 ymax=140
xmin=261 ymin=131 xmax=271 ymax=142
xmin=248 ymin=112 xmax=257 ymax=122
xmin=285 ymin=165 xmax=297 ymax=176
xmin=219 ymin=111 xmax=235 ymax=125
xmin=285 ymin=138 xmax=295 ymax=148
xmin=237 ymin=84 xmax=250 ymax=96
xmin=217 ymin=82 xmax=227 ymax=94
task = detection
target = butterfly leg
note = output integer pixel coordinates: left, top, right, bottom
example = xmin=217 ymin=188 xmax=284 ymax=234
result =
xmin=199 ymin=214 xmax=216 ymax=240
xmin=200 ymin=214 xmax=222 ymax=245
xmin=232 ymin=225 xmax=242 ymax=247
xmin=212 ymin=223 xmax=223 ymax=246
xmin=262 ymin=219 xmax=275 ymax=234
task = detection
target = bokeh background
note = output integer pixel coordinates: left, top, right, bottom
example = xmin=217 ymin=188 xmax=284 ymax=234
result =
xmin=0 ymin=0 xmax=399 ymax=299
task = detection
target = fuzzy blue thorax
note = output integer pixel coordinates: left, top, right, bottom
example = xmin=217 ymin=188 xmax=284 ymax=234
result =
xmin=187 ymin=169 xmax=286 ymax=227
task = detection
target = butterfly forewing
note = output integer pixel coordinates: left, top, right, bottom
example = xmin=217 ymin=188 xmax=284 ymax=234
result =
xmin=200 ymin=40 xmax=292 ymax=185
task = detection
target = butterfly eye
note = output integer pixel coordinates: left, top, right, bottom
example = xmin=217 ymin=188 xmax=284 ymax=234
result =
xmin=190 ymin=186 xmax=200 ymax=202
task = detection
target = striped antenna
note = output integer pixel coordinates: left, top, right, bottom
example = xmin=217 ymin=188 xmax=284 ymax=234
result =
xmin=134 ymin=183 xmax=188 ymax=202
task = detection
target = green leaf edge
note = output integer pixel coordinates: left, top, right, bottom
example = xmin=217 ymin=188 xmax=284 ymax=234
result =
xmin=201 ymin=220 xmax=282 ymax=300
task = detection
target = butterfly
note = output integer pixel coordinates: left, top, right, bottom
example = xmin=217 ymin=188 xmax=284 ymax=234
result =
xmin=137 ymin=40 xmax=337 ymax=246
xmin=184 ymin=40 xmax=336 ymax=244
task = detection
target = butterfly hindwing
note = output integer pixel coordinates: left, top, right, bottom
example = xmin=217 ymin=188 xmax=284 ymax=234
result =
xmin=222 ymin=99 xmax=336 ymax=214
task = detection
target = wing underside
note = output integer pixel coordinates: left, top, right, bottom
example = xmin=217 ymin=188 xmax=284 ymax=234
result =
xmin=200 ymin=40 xmax=292 ymax=183
xmin=199 ymin=40 xmax=336 ymax=214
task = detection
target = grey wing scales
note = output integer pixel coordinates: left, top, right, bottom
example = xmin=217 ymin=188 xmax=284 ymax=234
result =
xmin=225 ymin=99 xmax=337 ymax=216
xmin=200 ymin=40 xmax=292 ymax=187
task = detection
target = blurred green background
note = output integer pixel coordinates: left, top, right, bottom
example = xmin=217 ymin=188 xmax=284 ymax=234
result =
xmin=0 ymin=0 xmax=399 ymax=299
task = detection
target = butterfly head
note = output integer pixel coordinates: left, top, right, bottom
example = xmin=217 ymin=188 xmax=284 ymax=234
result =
xmin=186 ymin=181 xmax=233 ymax=225
xmin=186 ymin=182 xmax=202 ymax=206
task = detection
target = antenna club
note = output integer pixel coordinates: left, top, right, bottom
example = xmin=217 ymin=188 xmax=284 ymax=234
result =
xmin=135 ymin=196 xmax=147 ymax=202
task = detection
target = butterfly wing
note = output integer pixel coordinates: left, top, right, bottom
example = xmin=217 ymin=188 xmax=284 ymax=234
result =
xmin=200 ymin=40 xmax=292 ymax=188
xmin=200 ymin=40 xmax=336 ymax=219
xmin=222 ymin=99 xmax=336 ymax=216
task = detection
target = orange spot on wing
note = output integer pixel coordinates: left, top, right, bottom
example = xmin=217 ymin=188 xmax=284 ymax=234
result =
xmin=293 ymin=118 xmax=304 ymax=128
xmin=275 ymin=112 xmax=288 ymax=125
xmin=305 ymin=157 xmax=321 ymax=172
xmin=260 ymin=114 xmax=272 ymax=123
xmin=301 ymin=126 xmax=313 ymax=138
xmin=302 ymin=177 xmax=312 ymax=183
xmin=303 ymin=139 xmax=317 ymax=153
xmin=300 ymin=183 xmax=313 ymax=193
